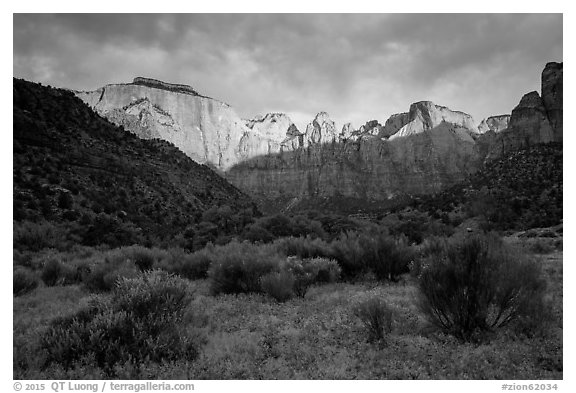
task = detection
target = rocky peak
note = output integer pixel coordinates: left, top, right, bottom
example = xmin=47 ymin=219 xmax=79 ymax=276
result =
xmin=341 ymin=123 xmax=355 ymax=140
xmin=506 ymin=91 xmax=554 ymax=144
xmin=305 ymin=112 xmax=338 ymax=145
xmin=477 ymin=115 xmax=510 ymax=134
xmin=362 ymin=120 xmax=382 ymax=135
xmin=245 ymin=112 xmax=297 ymax=142
xmin=389 ymin=101 xmax=477 ymax=140
xmin=541 ymin=62 xmax=562 ymax=141
xmin=483 ymin=63 xmax=562 ymax=160
xmin=381 ymin=112 xmax=410 ymax=138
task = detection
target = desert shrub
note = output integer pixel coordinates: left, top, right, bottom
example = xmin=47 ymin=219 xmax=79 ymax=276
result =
xmin=330 ymin=231 xmax=368 ymax=278
xmin=417 ymin=234 xmax=547 ymax=341
xmin=208 ymin=241 xmax=282 ymax=295
xmin=410 ymin=237 xmax=450 ymax=278
xmin=283 ymin=258 xmax=315 ymax=297
xmin=84 ymin=259 xmax=140 ymax=292
xmin=274 ymin=236 xmax=333 ymax=260
xmin=59 ymin=262 xmax=83 ymax=285
xmin=13 ymin=250 xmax=34 ymax=268
xmin=353 ymin=297 xmax=395 ymax=342
xmin=302 ymin=257 xmax=341 ymax=283
xmin=260 ymin=270 xmax=295 ymax=302
xmin=41 ymin=271 xmax=198 ymax=377
xmin=364 ymin=235 xmax=414 ymax=282
xmin=529 ymin=240 xmax=554 ymax=254
xmin=282 ymin=257 xmax=341 ymax=297
xmin=13 ymin=221 xmax=69 ymax=252
xmin=242 ymin=223 xmax=275 ymax=243
xmin=161 ymin=247 xmax=213 ymax=280
xmin=130 ymin=247 xmax=156 ymax=271
xmin=41 ymin=258 xmax=63 ymax=286
xmin=330 ymin=231 xmax=412 ymax=280
xmin=13 ymin=267 xmax=39 ymax=296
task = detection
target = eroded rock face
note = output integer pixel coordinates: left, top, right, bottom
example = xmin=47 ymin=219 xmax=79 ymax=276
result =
xmin=240 ymin=113 xmax=302 ymax=156
xmin=481 ymin=92 xmax=555 ymax=160
xmin=478 ymin=115 xmax=510 ymax=134
xmin=226 ymin=127 xmax=480 ymax=203
xmin=381 ymin=113 xmax=409 ymax=138
xmin=389 ymin=101 xmax=478 ymax=140
xmin=480 ymin=62 xmax=562 ymax=160
xmin=304 ymin=112 xmax=338 ymax=145
xmin=75 ymin=78 xmax=297 ymax=170
xmin=341 ymin=123 xmax=355 ymax=140
xmin=245 ymin=113 xmax=296 ymax=142
xmin=541 ymin=62 xmax=563 ymax=141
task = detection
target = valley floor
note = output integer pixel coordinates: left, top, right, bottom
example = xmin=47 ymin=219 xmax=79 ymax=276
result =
xmin=14 ymin=251 xmax=563 ymax=380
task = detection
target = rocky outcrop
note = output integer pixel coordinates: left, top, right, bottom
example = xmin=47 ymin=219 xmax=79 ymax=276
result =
xmin=389 ymin=101 xmax=478 ymax=140
xmin=541 ymin=62 xmax=563 ymax=141
xmin=240 ymin=113 xmax=302 ymax=156
xmin=304 ymin=112 xmax=338 ymax=145
xmin=508 ymin=91 xmax=554 ymax=144
xmin=380 ymin=113 xmax=409 ymax=138
xmin=75 ymin=78 xmax=297 ymax=170
xmin=362 ymin=120 xmax=383 ymax=136
xmin=245 ymin=113 xmax=296 ymax=142
xmin=484 ymin=91 xmax=555 ymax=159
xmin=478 ymin=115 xmax=510 ymax=134
xmin=341 ymin=123 xmax=355 ymax=141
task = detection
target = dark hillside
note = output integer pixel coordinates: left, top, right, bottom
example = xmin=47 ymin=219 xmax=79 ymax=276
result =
xmin=13 ymin=78 xmax=256 ymax=249
xmin=413 ymin=143 xmax=562 ymax=230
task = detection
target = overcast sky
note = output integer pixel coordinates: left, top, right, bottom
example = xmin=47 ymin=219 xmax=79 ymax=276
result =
xmin=13 ymin=14 xmax=562 ymax=131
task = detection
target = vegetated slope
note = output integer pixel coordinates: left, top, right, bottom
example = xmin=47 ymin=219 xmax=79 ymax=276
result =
xmin=413 ymin=142 xmax=562 ymax=230
xmin=13 ymin=78 xmax=256 ymax=248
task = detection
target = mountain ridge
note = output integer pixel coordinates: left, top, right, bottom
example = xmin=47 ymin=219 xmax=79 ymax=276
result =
xmin=13 ymin=78 xmax=257 ymax=248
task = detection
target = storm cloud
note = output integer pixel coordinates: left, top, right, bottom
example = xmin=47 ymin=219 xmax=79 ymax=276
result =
xmin=13 ymin=13 xmax=562 ymax=130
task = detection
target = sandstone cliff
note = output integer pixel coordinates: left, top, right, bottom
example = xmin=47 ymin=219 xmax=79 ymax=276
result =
xmin=75 ymin=78 xmax=298 ymax=170
xmin=388 ymin=101 xmax=478 ymax=140
xmin=482 ymin=62 xmax=562 ymax=159
xmin=226 ymin=124 xmax=480 ymax=206
xmin=304 ymin=112 xmax=338 ymax=145
xmin=72 ymin=62 xmax=561 ymax=213
xmin=380 ymin=113 xmax=409 ymax=138
xmin=541 ymin=62 xmax=563 ymax=141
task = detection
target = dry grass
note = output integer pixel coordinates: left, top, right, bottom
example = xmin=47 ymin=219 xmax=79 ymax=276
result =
xmin=14 ymin=252 xmax=562 ymax=379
